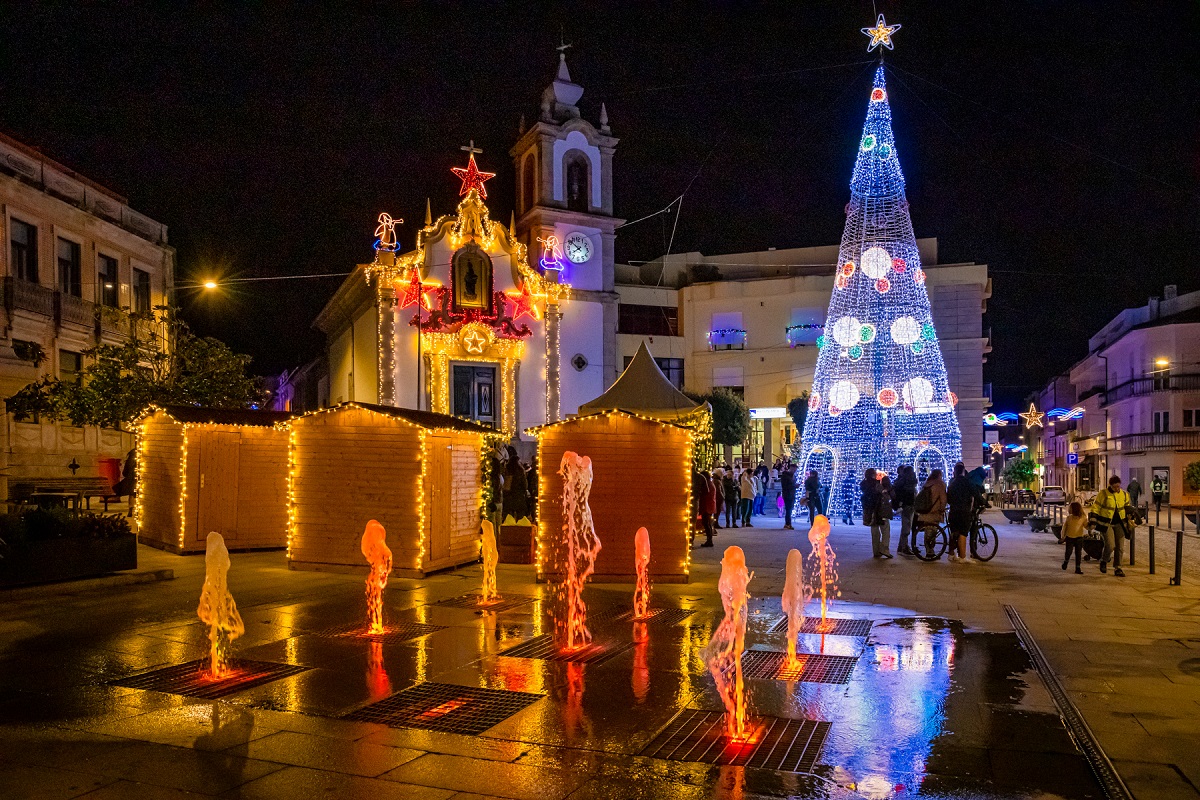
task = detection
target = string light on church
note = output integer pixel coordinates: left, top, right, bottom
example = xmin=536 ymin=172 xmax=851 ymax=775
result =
xmin=796 ymin=56 xmax=961 ymax=518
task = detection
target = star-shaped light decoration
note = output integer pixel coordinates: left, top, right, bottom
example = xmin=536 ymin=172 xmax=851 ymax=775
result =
xmin=461 ymin=327 xmax=488 ymax=355
xmin=861 ymin=14 xmax=901 ymax=52
xmin=506 ymin=283 xmax=542 ymax=322
xmin=396 ymin=270 xmax=432 ymax=310
xmin=1019 ymin=402 xmax=1045 ymax=429
xmin=451 ymin=153 xmax=496 ymax=199
xmin=990 ymin=443 xmax=1005 ymax=455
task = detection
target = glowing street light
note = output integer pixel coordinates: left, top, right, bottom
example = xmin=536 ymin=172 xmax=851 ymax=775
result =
xmin=1154 ymin=357 xmax=1169 ymax=368
xmin=203 ymin=280 xmax=218 ymax=290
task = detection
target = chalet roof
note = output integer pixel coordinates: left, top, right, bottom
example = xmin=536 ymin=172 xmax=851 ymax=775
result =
xmin=158 ymin=405 xmax=294 ymax=427
xmin=576 ymin=341 xmax=706 ymax=423
xmin=309 ymin=402 xmax=495 ymax=434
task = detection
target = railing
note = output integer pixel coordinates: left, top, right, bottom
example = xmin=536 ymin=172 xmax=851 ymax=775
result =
xmin=1105 ymin=374 xmax=1200 ymax=405
xmin=1108 ymin=432 xmax=1200 ymax=452
xmin=785 ymin=324 xmax=823 ymax=348
xmin=708 ymin=328 xmax=747 ymax=351
xmin=4 ymin=277 xmax=55 ymax=317
xmin=57 ymin=293 xmax=95 ymax=329
xmin=97 ymin=305 xmax=127 ymax=335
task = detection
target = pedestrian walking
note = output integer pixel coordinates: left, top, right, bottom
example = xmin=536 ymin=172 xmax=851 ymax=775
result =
xmin=780 ymin=462 xmax=798 ymax=530
xmin=1151 ymin=473 xmax=1165 ymax=512
xmin=893 ymin=464 xmax=918 ymax=556
xmin=1126 ymin=476 xmax=1142 ymax=509
xmin=803 ymin=470 xmax=822 ymax=526
xmin=840 ymin=473 xmax=858 ymax=525
xmin=739 ymin=468 xmax=755 ymax=527
xmin=1061 ymin=501 xmax=1087 ymax=574
xmin=698 ymin=470 xmax=717 ymax=548
xmin=1091 ymin=475 xmax=1131 ymax=577
xmin=713 ymin=468 xmax=725 ymax=529
xmin=754 ymin=462 xmax=769 ymax=515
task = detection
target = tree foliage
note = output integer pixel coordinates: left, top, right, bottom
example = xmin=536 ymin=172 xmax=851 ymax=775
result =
xmin=1184 ymin=460 xmax=1200 ymax=492
xmin=1002 ymin=457 xmax=1037 ymax=488
xmin=786 ymin=392 xmax=810 ymax=436
xmin=687 ymin=388 xmax=749 ymax=447
xmin=7 ymin=310 xmax=263 ymax=428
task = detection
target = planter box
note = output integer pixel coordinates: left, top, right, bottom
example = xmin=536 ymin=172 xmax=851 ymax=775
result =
xmin=0 ymin=533 xmax=137 ymax=587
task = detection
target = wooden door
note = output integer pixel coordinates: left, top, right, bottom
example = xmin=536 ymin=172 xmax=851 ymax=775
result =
xmin=425 ymin=434 xmax=452 ymax=568
xmin=197 ymin=432 xmax=240 ymax=544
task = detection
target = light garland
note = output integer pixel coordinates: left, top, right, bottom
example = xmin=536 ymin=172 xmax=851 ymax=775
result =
xmin=795 ymin=65 xmax=961 ymax=517
xmin=421 ymin=325 xmax=525 ymax=434
xmin=706 ymin=328 xmax=748 ymax=350
xmin=178 ymin=427 xmax=189 ymax=549
xmin=286 ymin=426 xmax=298 ymax=560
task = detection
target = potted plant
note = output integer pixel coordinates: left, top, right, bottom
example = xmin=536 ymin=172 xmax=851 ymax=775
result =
xmin=0 ymin=508 xmax=136 ymax=587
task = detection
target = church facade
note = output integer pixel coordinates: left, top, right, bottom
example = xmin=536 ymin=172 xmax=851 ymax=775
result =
xmin=316 ymin=53 xmax=620 ymax=440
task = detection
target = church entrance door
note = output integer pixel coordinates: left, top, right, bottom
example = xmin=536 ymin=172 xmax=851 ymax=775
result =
xmin=452 ymin=364 xmax=497 ymax=428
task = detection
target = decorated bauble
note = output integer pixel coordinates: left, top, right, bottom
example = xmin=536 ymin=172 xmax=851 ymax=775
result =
xmin=948 ymin=391 xmax=959 ymax=407
xmin=860 ymin=323 xmax=877 ymax=343
xmin=878 ymin=143 xmax=892 ymax=158
xmin=921 ymin=323 xmax=936 ymax=341
xmin=876 ymin=278 xmax=891 ymax=294
xmin=871 ymin=88 xmax=886 ymax=102
xmin=832 ymin=316 xmax=862 ymax=347
xmin=892 ymin=257 xmax=907 ymax=273
xmin=911 ymin=341 xmax=925 ymax=355
xmin=808 ymin=393 xmax=821 ymax=411
xmin=829 ymin=380 xmax=860 ymax=411
xmin=848 ymin=345 xmax=863 ymax=361
xmin=861 ymin=134 xmax=877 ymax=151
xmin=861 ymin=246 xmax=891 ymax=279
xmin=815 ymin=335 xmax=826 ymax=349
xmin=914 ymin=268 xmax=926 ymax=284
xmin=878 ymin=388 xmax=898 ymax=408
xmin=829 ymin=405 xmax=843 ymax=417
xmin=841 ymin=261 xmax=856 ymax=276
xmin=890 ymin=316 xmax=921 ymax=345
xmin=835 ymin=275 xmax=849 ymax=290
xmin=902 ymin=377 xmax=935 ymax=409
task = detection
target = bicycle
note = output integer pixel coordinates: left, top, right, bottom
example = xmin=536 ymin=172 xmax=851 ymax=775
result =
xmin=968 ymin=508 xmax=999 ymax=561
xmin=913 ymin=521 xmax=948 ymax=561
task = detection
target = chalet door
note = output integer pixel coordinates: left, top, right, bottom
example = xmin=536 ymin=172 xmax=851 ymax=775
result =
xmin=197 ymin=432 xmax=240 ymax=543
xmin=451 ymin=364 xmax=497 ymax=429
xmin=425 ymin=434 xmax=453 ymax=568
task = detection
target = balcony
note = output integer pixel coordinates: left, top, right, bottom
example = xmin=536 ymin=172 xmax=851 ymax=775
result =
xmin=708 ymin=328 xmax=747 ymax=351
xmin=785 ymin=324 xmax=823 ymax=348
xmin=1104 ymin=374 xmax=1200 ymax=405
xmin=1107 ymin=432 xmax=1200 ymax=453
xmin=4 ymin=277 xmax=55 ymax=317
xmin=58 ymin=292 xmax=94 ymax=329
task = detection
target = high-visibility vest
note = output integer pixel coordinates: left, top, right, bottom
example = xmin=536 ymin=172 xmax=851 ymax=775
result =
xmin=1091 ymin=489 xmax=1130 ymax=522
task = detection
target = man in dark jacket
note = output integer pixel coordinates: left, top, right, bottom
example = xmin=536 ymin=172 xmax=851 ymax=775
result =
xmin=946 ymin=462 xmax=984 ymax=561
xmin=780 ymin=462 xmax=798 ymax=530
xmin=804 ymin=470 xmax=822 ymax=527
xmin=893 ymin=465 xmax=918 ymax=555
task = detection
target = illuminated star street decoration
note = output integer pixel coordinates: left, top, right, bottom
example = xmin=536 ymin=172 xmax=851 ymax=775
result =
xmin=461 ymin=328 xmax=488 ymax=354
xmin=451 ymin=142 xmax=496 ymax=199
xmin=990 ymin=443 xmax=1004 ymax=455
xmin=861 ymin=14 xmax=901 ymax=52
xmin=396 ymin=270 xmax=431 ymax=310
xmin=507 ymin=284 xmax=542 ymax=322
xmin=1019 ymin=403 xmax=1045 ymax=429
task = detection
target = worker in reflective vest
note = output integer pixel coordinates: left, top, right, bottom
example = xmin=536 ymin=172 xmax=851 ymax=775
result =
xmin=1090 ymin=475 xmax=1131 ymax=578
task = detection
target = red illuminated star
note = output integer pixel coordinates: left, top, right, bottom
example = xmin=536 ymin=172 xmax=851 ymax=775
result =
xmin=396 ymin=270 xmax=432 ymax=310
xmin=506 ymin=284 xmax=542 ymax=322
xmin=451 ymin=153 xmax=496 ymax=199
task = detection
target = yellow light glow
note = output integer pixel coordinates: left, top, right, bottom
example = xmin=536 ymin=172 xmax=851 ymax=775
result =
xmin=1155 ymin=358 xmax=1169 ymax=368
xmin=203 ymin=281 xmax=218 ymax=290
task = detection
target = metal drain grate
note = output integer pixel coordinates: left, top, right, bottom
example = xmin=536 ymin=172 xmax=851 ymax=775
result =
xmin=432 ymin=594 xmax=537 ymax=613
xmin=768 ymin=616 xmax=874 ymax=638
xmin=342 ymin=682 xmax=543 ymax=735
xmin=111 ymin=659 xmax=309 ymax=700
xmin=497 ymin=634 xmax=633 ymax=665
xmin=641 ymin=709 xmax=830 ymax=772
xmin=741 ymin=651 xmax=857 ymax=684
xmin=304 ymin=621 xmax=446 ymax=643
xmin=588 ymin=607 xmax=696 ymax=625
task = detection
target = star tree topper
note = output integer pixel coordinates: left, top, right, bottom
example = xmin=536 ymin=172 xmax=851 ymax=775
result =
xmin=1019 ymin=403 xmax=1045 ymax=429
xmin=451 ymin=140 xmax=496 ymax=199
xmin=861 ymin=14 xmax=901 ymax=52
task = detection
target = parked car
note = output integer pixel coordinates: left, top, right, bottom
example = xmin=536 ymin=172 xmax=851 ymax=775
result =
xmin=1040 ymin=486 xmax=1067 ymax=505
xmin=1003 ymin=488 xmax=1036 ymax=505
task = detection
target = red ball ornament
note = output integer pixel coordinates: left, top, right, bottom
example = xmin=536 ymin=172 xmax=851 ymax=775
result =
xmin=871 ymin=88 xmax=886 ymax=102
xmin=841 ymin=261 xmax=856 ymax=276
xmin=878 ymin=388 xmax=898 ymax=408
xmin=948 ymin=391 xmax=959 ymax=407
xmin=876 ymin=278 xmax=891 ymax=293
xmin=808 ymin=393 xmax=821 ymax=411
xmin=892 ymin=257 xmax=907 ymax=273
xmin=914 ymin=268 xmax=926 ymax=284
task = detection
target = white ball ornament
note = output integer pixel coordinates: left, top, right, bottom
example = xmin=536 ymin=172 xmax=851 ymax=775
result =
xmin=890 ymin=316 xmax=920 ymax=345
xmin=901 ymin=377 xmax=934 ymax=408
xmin=829 ymin=380 xmax=861 ymax=411
xmin=832 ymin=316 xmax=862 ymax=347
xmin=861 ymin=246 xmax=891 ymax=279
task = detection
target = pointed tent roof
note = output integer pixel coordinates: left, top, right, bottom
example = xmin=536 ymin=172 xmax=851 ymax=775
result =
xmin=577 ymin=341 xmax=705 ymax=423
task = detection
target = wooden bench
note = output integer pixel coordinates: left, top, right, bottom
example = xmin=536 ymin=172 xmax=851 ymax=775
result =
xmin=10 ymin=478 xmax=119 ymax=511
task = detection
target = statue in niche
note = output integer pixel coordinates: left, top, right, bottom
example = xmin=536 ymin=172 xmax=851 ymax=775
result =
xmin=453 ymin=246 xmax=491 ymax=311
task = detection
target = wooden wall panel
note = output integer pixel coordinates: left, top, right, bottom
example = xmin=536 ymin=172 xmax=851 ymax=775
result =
xmin=233 ymin=427 xmax=290 ymax=548
xmin=137 ymin=413 xmax=184 ymax=550
xmin=536 ymin=414 xmax=691 ymax=582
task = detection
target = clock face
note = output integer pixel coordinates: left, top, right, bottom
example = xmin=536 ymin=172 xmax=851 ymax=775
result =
xmin=565 ymin=232 xmax=592 ymax=263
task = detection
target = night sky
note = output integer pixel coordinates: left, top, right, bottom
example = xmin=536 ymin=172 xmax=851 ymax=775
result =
xmin=2 ymin=2 xmax=1196 ymax=411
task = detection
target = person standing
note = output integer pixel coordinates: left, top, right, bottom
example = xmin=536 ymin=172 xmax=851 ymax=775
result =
xmin=915 ymin=468 xmax=948 ymax=553
xmin=804 ymin=470 xmax=822 ymax=527
xmin=946 ymin=462 xmax=978 ymax=563
xmin=1061 ymin=501 xmax=1087 ymax=574
xmin=1091 ymin=475 xmax=1131 ymax=577
xmin=1126 ymin=476 xmax=1142 ymax=509
xmin=840 ymin=473 xmax=858 ymax=525
xmin=698 ymin=470 xmax=717 ymax=548
xmin=780 ymin=462 xmax=798 ymax=530
xmin=860 ymin=468 xmax=887 ymax=557
xmin=739 ymin=468 xmax=756 ymax=528
xmin=893 ymin=465 xmax=918 ymax=556
xmin=1151 ymin=473 xmax=1165 ymax=512
xmin=723 ymin=467 xmax=740 ymax=529
xmin=712 ymin=468 xmax=726 ymax=529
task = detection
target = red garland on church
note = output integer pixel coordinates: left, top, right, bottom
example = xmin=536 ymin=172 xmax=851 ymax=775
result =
xmin=413 ymin=287 xmax=532 ymax=339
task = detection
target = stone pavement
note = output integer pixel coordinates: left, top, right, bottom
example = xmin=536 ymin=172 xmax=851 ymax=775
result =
xmin=0 ymin=509 xmax=1196 ymax=800
xmin=694 ymin=509 xmax=1200 ymax=800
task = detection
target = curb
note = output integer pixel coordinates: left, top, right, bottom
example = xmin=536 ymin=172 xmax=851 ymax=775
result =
xmin=0 ymin=568 xmax=176 ymax=601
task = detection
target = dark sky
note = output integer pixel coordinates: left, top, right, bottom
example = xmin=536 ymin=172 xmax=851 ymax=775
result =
xmin=2 ymin=2 xmax=1196 ymax=411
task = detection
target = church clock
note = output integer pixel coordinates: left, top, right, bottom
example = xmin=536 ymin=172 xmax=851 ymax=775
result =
xmin=564 ymin=231 xmax=593 ymax=263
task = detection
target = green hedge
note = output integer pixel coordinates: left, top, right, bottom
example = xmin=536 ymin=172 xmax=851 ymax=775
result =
xmin=0 ymin=508 xmax=131 ymax=545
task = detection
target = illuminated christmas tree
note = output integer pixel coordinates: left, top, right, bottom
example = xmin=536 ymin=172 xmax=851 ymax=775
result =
xmin=797 ymin=62 xmax=962 ymax=518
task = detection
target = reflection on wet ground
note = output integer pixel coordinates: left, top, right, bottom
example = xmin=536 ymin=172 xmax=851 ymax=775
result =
xmin=0 ymin=568 xmax=1103 ymax=799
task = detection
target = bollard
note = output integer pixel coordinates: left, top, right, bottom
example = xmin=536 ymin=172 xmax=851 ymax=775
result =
xmin=1128 ymin=524 xmax=1135 ymax=566
xmin=1170 ymin=530 xmax=1183 ymax=586
xmin=1149 ymin=526 xmax=1155 ymax=575
xmin=1155 ymin=505 xmax=1160 ymax=527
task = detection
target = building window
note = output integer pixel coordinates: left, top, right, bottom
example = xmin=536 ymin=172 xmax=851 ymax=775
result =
xmin=522 ymin=154 xmax=536 ymax=214
xmin=1184 ymin=409 xmax=1199 ymax=428
xmin=10 ymin=218 xmax=38 ymax=282
xmin=624 ymin=355 xmax=684 ymax=390
xmin=564 ymin=151 xmax=589 ymax=212
xmin=708 ymin=329 xmax=747 ymax=350
xmin=60 ymin=350 xmax=82 ymax=383
xmin=98 ymin=254 xmax=119 ymax=307
xmin=133 ymin=268 xmax=151 ymax=313
xmin=57 ymin=238 xmax=82 ymax=297
xmin=617 ymin=304 xmax=678 ymax=337
xmin=1153 ymin=410 xmax=1170 ymax=433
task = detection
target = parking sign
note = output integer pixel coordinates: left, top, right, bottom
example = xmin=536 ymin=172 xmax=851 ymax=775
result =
xmin=1067 ymin=453 xmax=1078 ymax=466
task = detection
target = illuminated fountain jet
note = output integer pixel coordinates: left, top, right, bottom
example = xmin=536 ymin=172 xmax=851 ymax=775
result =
xmin=632 ymin=526 xmax=651 ymax=620
xmin=361 ymin=520 xmax=392 ymax=635
xmin=556 ymin=451 xmax=601 ymax=651
xmin=806 ymin=515 xmax=841 ymax=632
xmin=782 ymin=548 xmax=810 ymax=667
xmin=702 ymin=545 xmax=754 ymax=740
xmin=480 ymin=519 xmax=500 ymax=605
xmin=196 ymin=532 xmax=244 ymax=678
